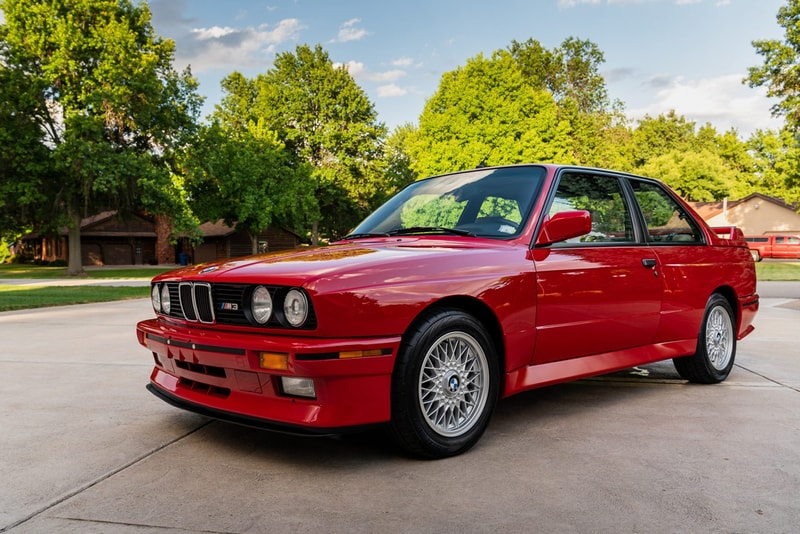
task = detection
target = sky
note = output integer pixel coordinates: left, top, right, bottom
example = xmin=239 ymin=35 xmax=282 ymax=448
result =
xmin=147 ymin=0 xmax=786 ymax=137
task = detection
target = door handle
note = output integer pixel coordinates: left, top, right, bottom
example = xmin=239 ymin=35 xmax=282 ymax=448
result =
xmin=642 ymin=258 xmax=657 ymax=268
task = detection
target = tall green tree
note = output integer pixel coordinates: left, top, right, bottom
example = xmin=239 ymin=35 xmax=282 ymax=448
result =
xmin=639 ymin=149 xmax=737 ymax=202
xmin=509 ymin=37 xmax=626 ymax=167
xmin=0 ymin=0 xmax=201 ymax=274
xmin=744 ymin=128 xmax=800 ymax=203
xmin=184 ymin=121 xmax=316 ymax=253
xmin=630 ymin=111 xmax=698 ymax=167
xmin=509 ymin=37 xmax=609 ymax=114
xmin=0 ymin=63 xmax=53 ymax=241
xmin=252 ymin=44 xmax=387 ymax=242
xmin=747 ymin=0 xmax=800 ymax=130
xmin=408 ymin=51 xmax=572 ymax=177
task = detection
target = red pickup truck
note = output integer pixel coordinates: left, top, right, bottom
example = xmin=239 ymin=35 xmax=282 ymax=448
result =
xmin=745 ymin=234 xmax=800 ymax=261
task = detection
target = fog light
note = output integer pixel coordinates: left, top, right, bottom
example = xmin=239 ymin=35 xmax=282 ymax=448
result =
xmin=280 ymin=377 xmax=316 ymax=398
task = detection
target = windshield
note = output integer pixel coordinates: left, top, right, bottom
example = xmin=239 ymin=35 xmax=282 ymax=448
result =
xmin=346 ymin=165 xmax=546 ymax=240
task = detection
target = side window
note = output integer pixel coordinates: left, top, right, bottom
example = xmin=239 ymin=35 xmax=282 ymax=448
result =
xmin=548 ymin=173 xmax=635 ymax=244
xmin=776 ymin=237 xmax=785 ymax=244
xmin=630 ymin=180 xmax=703 ymax=244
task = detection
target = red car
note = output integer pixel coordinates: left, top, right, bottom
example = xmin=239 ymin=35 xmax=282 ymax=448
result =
xmin=745 ymin=234 xmax=800 ymax=261
xmin=137 ymin=164 xmax=758 ymax=458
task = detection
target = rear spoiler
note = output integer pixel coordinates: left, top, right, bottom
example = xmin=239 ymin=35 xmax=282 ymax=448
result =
xmin=712 ymin=226 xmax=747 ymax=247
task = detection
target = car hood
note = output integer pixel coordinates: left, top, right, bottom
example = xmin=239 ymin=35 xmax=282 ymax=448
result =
xmin=154 ymin=238 xmax=526 ymax=293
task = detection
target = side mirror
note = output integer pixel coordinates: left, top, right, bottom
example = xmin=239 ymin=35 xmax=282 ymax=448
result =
xmin=536 ymin=210 xmax=591 ymax=246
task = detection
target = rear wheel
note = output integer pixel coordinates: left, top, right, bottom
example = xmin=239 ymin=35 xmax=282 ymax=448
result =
xmin=673 ymin=293 xmax=736 ymax=383
xmin=390 ymin=309 xmax=499 ymax=458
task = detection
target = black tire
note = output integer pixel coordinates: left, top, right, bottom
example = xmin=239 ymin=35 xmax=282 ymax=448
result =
xmin=390 ymin=309 xmax=499 ymax=458
xmin=673 ymin=293 xmax=737 ymax=383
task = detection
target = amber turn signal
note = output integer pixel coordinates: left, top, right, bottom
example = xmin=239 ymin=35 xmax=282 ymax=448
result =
xmin=259 ymin=352 xmax=289 ymax=370
xmin=339 ymin=349 xmax=383 ymax=359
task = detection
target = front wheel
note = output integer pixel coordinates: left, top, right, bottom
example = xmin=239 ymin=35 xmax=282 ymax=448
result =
xmin=673 ymin=293 xmax=736 ymax=383
xmin=390 ymin=309 xmax=499 ymax=458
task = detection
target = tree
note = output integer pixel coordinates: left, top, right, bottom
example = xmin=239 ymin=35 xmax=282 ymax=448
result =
xmin=0 ymin=0 xmax=201 ymax=273
xmin=184 ymin=120 xmax=316 ymax=253
xmin=747 ymin=0 xmax=800 ymax=131
xmin=744 ymin=128 xmax=800 ymax=204
xmin=381 ymin=123 xmax=418 ymax=201
xmin=509 ymin=37 xmax=628 ymax=167
xmin=407 ymin=51 xmax=572 ymax=177
xmin=0 ymin=63 xmax=53 ymax=241
xmin=638 ymin=149 xmax=737 ymax=202
xmin=630 ymin=111 xmax=698 ymax=167
xmin=509 ymin=37 xmax=609 ymax=114
xmin=252 ymin=44 xmax=387 ymax=242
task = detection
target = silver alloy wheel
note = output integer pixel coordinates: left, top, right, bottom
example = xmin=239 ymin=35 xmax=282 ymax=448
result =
xmin=705 ymin=304 xmax=734 ymax=371
xmin=417 ymin=331 xmax=489 ymax=438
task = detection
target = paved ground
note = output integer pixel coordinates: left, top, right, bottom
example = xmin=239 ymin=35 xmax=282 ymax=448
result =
xmin=0 ymin=290 xmax=798 ymax=533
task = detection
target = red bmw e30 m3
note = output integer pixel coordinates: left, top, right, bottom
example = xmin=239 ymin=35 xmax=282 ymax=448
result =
xmin=136 ymin=164 xmax=759 ymax=458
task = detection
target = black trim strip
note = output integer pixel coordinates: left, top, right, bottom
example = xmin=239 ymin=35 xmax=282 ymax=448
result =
xmin=145 ymin=333 xmax=246 ymax=355
xmin=146 ymin=383 xmax=382 ymax=436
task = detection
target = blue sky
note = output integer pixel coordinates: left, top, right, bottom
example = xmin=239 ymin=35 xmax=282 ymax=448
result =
xmin=147 ymin=0 xmax=785 ymax=137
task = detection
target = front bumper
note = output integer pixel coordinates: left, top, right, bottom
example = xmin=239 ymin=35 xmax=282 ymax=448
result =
xmin=136 ymin=318 xmax=401 ymax=430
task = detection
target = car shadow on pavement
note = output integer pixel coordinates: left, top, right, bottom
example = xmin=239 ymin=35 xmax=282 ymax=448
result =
xmin=169 ymin=361 xmax=686 ymax=463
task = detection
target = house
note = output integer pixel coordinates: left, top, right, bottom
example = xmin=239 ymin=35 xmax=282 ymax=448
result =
xmin=21 ymin=212 xmax=303 ymax=266
xmin=190 ymin=220 xmax=303 ymax=264
xmin=690 ymin=193 xmax=800 ymax=235
xmin=22 ymin=211 xmax=159 ymax=265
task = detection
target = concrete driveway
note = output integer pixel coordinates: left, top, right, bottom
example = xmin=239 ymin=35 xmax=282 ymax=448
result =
xmin=1 ymin=293 xmax=799 ymax=533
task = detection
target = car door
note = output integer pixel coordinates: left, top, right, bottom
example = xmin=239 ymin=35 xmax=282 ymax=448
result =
xmin=627 ymin=178 xmax=710 ymax=343
xmin=532 ymin=170 xmax=663 ymax=364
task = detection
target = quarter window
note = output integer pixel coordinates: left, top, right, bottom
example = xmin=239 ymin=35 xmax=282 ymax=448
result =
xmin=630 ymin=180 xmax=703 ymax=244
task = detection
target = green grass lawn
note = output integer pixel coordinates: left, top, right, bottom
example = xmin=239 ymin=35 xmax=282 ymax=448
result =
xmin=755 ymin=261 xmax=800 ymax=281
xmin=0 ymin=264 xmax=173 ymax=279
xmin=0 ymin=261 xmax=797 ymax=313
xmin=0 ymin=284 xmax=150 ymax=312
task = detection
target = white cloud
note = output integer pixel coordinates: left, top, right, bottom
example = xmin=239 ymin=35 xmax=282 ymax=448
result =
xmin=628 ymin=74 xmax=783 ymax=136
xmin=378 ymin=84 xmax=407 ymax=98
xmin=338 ymin=61 xmax=407 ymax=83
xmin=175 ymin=18 xmax=305 ymax=72
xmin=333 ymin=18 xmax=369 ymax=43
xmin=392 ymin=57 xmax=414 ymax=67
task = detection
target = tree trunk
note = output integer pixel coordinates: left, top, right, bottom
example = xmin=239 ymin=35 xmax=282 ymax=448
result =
xmin=311 ymin=220 xmax=319 ymax=246
xmin=250 ymin=232 xmax=258 ymax=255
xmin=66 ymin=210 xmax=84 ymax=276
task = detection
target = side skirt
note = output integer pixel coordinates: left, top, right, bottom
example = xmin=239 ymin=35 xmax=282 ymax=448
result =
xmin=503 ymin=339 xmax=697 ymax=398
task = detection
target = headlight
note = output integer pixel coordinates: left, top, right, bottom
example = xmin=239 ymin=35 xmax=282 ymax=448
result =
xmin=251 ymin=285 xmax=273 ymax=324
xmin=283 ymin=289 xmax=308 ymax=327
xmin=151 ymin=284 xmax=161 ymax=313
xmin=160 ymin=283 xmax=171 ymax=314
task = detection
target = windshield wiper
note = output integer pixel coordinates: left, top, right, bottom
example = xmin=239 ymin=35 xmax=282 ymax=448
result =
xmin=387 ymin=226 xmax=476 ymax=237
xmin=339 ymin=232 xmax=391 ymax=240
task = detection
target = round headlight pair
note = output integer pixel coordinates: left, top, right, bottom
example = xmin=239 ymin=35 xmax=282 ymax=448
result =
xmin=283 ymin=288 xmax=309 ymax=327
xmin=251 ymin=285 xmax=273 ymax=324
xmin=250 ymin=286 xmax=308 ymax=327
xmin=150 ymin=284 xmax=171 ymax=314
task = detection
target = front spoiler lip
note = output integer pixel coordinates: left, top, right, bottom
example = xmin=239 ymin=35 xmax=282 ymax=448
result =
xmin=146 ymin=383 xmax=383 ymax=437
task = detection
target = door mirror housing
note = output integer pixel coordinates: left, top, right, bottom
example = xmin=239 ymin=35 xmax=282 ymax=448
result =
xmin=536 ymin=210 xmax=592 ymax=246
